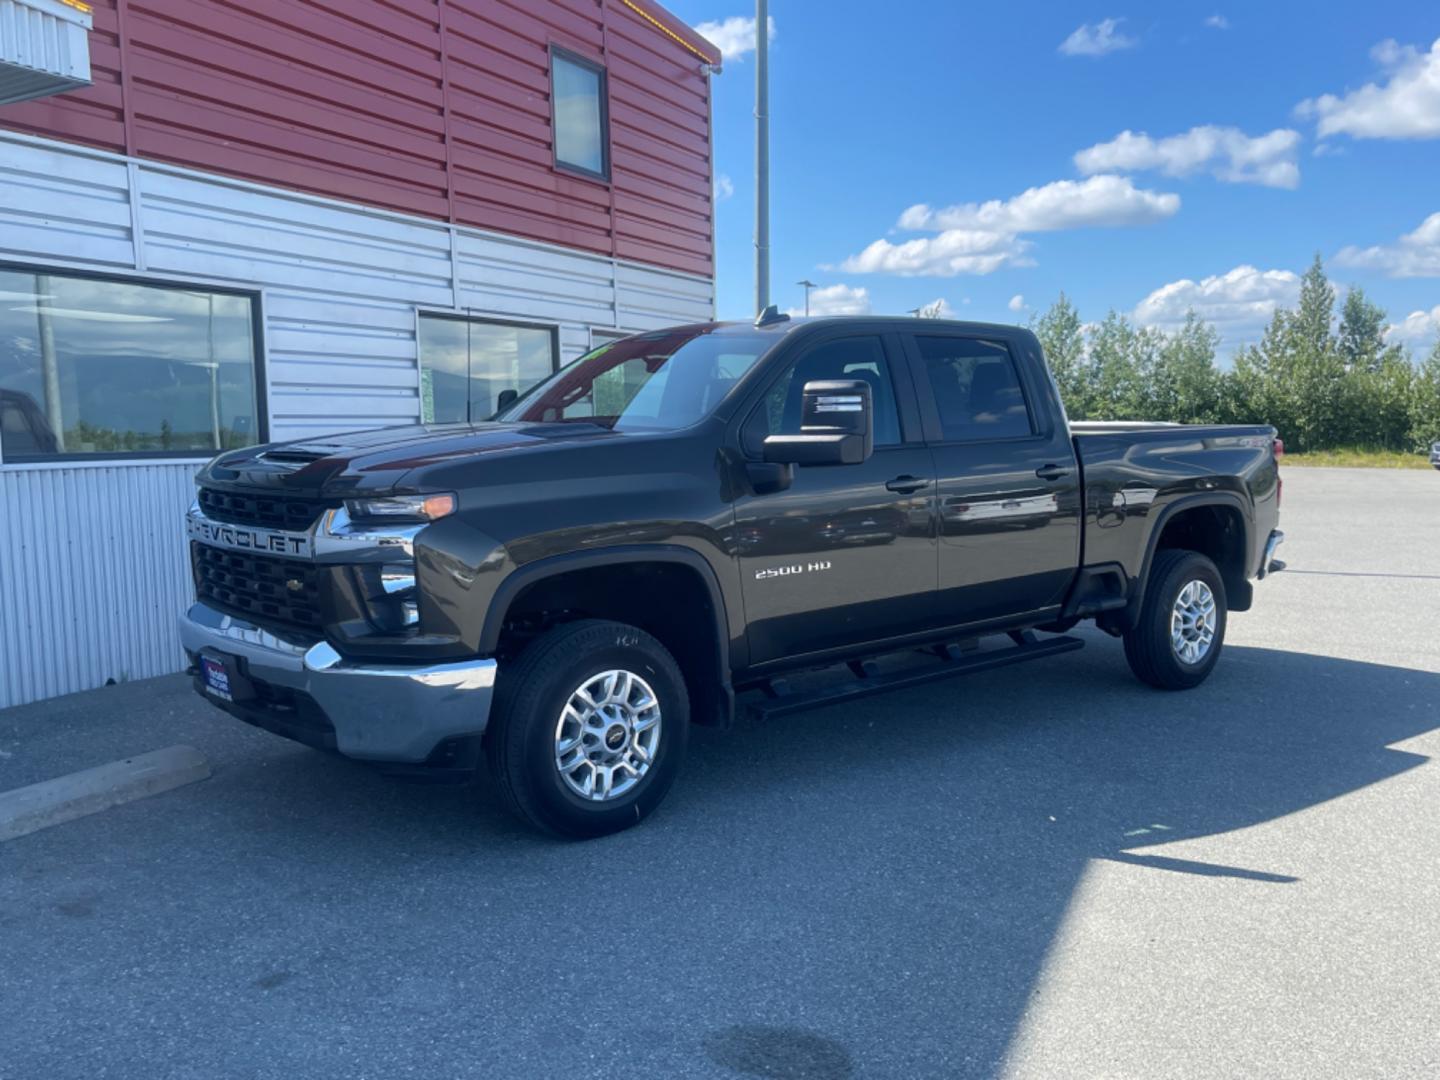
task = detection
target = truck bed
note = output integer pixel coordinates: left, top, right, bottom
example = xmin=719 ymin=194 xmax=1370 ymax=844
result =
xmin=1069 ymin=421 xmax=1281 ymax=602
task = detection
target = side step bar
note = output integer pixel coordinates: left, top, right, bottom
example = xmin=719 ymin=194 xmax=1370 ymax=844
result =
xmin=744 ymin=630 xmax=1084 ymax=722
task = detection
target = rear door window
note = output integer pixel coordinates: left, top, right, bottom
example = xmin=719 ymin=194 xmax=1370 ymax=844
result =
xmin=913 ymin=336 xmax=1034 ymax=441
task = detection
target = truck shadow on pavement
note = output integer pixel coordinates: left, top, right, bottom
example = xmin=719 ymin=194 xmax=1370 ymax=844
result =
xmin=3 ymin=637 xmax=1437 ymax=1080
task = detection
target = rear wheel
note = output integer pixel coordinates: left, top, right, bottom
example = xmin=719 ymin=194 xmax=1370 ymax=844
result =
xmin=485 ymin=619 xmax=689 ymax=838
xmin=1123 ymin=549 xmax=1227 ymax=690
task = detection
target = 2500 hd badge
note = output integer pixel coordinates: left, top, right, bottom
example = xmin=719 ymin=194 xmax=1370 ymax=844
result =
xmin=756 ymin=560 xmax=832 ymax=580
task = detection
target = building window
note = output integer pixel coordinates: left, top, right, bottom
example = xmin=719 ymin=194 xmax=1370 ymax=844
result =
xmin=0 ymin=268 xmax=262 ymax=461
xmin=551 ymin=48 xmax=609 ymax=179
xmin=419 ymin=315 xmax=558 ymax=424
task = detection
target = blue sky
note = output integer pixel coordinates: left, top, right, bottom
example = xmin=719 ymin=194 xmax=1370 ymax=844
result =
xmin=664 ymin=1 xmax=1440 ymax=356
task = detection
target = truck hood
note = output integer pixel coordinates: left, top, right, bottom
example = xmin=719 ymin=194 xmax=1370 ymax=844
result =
xmin=200 ymin=422 xmax=626 ymax=496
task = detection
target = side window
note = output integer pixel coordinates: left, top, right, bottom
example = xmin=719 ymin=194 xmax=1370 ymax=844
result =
xmin=550 ymin=48 xmax=609 ymax=179
xmin=0 ymin=268 xmax=261 ymax=459
xmin=747 ymin=336 xmax=902 ymax=450
xmin=914 ymin=336 xmax=1034 ymax=441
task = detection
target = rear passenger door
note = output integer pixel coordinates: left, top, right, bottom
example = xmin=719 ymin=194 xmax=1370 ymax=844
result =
xmin=902 ymin=332 xmax=1081 ymax=625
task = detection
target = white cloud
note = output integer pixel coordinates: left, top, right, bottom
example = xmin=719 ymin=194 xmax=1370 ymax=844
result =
xmin=840 ymin=230 xmax=1028 ymax=278
xmin=898 ymin=175 xmax=1180 ymax=234
xmin=713 ymin=173 xmax=734 ymax=201
xmin=842 ymin=176 xmax=1177 ymax=277
xmin=1133 ymin=265 xmax=1301 ymax=347
xmin=694 ymin=15 xmax=776 ymax=62
xmin=1384 ymin=306 xmax=1440 ymax=347
xmin=1296 ymin=38 xmax=1440 ymax=139
xmin=1059 ymin=18 xmax=1137 ymax=58
xmin=1008 ymin=294 xmax=1026 ymax=312
xmin=1205 ymin=14 xmax=1229 ymax=29
xmin=1074 ymin=126 xmax=1302 ymax=188
xmin=1335 ymin=212 xmax=1440 ymax=277
xmin=785 ymin=283 xmax=870 ymax=318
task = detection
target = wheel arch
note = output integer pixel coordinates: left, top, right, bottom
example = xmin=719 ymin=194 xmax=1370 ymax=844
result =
xmin=1113 ymin=493 xmax=1254 ymax=631
xmin=481 ymin=546 xmax=735 ymax=727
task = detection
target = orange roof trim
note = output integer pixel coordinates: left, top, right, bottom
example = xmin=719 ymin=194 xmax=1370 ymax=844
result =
xmin=618 ymin=0 xmax=723 ymax=70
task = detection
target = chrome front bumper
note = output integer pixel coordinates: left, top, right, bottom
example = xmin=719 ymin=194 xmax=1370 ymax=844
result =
xmin=177 ymin=602 xmax=497 ymax=762
xmin=1257 ymin=529 xmax=1285 ymax=579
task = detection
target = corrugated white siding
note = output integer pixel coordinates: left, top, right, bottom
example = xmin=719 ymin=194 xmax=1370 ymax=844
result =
xmin=0 ymin=131 xmax=716 ymax=706
xmin=0 ymin=463 xmax=197 ymax=708
xmin=0 ymin=0 xmax=93 ymax=107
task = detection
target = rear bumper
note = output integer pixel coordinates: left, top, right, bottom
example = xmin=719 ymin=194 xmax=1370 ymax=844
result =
xmin=177 ymin=602 xmax=497 ymax=763
xmin=1257 ymin=529 xmax=1285 ymax=579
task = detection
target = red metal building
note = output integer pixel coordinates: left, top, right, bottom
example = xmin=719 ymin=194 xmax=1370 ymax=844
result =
xmin=3 ymin=0 xmax=719 ymax=274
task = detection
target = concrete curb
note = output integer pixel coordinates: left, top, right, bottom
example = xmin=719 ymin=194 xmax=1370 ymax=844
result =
xmin=0 ymin=745 xmax=211 ymax=842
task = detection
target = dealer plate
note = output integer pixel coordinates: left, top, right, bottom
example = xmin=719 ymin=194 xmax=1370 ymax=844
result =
xmin=201 ymin=655 xmax=234 ymax=702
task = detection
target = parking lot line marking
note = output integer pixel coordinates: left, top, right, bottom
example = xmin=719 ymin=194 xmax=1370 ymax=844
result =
xmin=0 ymin=745 xmax=211 ymax=842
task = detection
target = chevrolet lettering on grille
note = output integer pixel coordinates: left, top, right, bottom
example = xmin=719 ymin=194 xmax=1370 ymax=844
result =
xmin=187 ymin=514 xmax=314 ymax=559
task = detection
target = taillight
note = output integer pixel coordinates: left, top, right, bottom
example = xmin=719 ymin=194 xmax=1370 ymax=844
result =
xmin=1273 ymin=437 xmax=1284 ymax=460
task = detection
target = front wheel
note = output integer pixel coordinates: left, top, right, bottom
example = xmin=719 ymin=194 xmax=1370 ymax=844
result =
xmin=485 ymin=619 xmax=689 ymax=838
xmin=1123 ymin=549 xmax=1227 ymax=690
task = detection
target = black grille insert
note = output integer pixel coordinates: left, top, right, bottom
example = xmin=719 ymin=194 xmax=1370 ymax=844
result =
xmin=193 ymin=543 xmax=323 ymax=632
xmin=199 ymin=487 xmax=325 ymax=532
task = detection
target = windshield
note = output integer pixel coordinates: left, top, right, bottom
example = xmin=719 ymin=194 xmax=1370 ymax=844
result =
xmin=495 ymin=327 xmax=773 ymax=432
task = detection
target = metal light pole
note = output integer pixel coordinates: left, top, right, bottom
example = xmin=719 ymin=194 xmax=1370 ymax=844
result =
xmin=798 ymin=279 xmax=816 ymax=316
xmin=754 ymin=0 xmax=770 ymax=317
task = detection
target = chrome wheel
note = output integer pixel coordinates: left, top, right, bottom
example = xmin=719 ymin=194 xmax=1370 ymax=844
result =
xmin=553 ymin=669 xmax=662 ymax=802
xmin=1170 ymin=580 xmax=1217 ymax=665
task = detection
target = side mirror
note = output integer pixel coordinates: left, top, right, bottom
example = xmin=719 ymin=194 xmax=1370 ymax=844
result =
xmin=495 ymin=388 xmax=519 ymax=411
xmin=760 ymin=380 xmax=869 ymax=466
xmin=762 ymin=379 xmax=874 ymax=466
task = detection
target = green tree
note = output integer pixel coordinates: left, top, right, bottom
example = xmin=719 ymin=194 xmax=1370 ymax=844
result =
xmin=1337 ymin=286 xmax=1388 ymax=373
xmin=1086 ymin=310 xmax=1151 ymax=419
xmin=1409 ymin=342 xmax=1440 ymax=453
xmin=1148 ymin=311 xmax=1221 ymax=423
xmin=1032 ymin=293 xmax=1089 ymax=417
xmin=1238 ymin=255 xmax=1346 ymax=451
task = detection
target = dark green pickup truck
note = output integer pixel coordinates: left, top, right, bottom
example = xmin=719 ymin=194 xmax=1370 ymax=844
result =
xmin=179 ymin=314 xmax=1284 ymax=836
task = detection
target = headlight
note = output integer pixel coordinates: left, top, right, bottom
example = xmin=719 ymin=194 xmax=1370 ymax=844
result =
xmin=343 ymin=493 xmax=456 ymax=524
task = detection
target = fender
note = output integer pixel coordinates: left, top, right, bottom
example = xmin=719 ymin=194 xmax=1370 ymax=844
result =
xmin=479 ymin=544 xmax=737 ymax=721
xmin=1122 ymin=491 xmax=1254 ymax=627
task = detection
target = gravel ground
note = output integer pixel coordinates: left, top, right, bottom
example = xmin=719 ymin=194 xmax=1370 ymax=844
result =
xmin=1 ymin=466 xmax=1437 ymax=1080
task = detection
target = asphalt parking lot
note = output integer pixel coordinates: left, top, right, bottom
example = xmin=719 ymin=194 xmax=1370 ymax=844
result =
xmin=2 ymin=466 xmax=1437 ymax=1080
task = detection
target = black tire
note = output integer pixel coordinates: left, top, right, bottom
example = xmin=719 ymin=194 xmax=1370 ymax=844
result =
xmin=484 ymin=619 xmax=689 ymax=838
xmin=1123 ymin=549 xmax=1227 ymax=691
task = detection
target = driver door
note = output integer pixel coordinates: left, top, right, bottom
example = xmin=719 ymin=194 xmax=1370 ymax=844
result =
xmin=732 ymin=331 xmax=938 ymax=665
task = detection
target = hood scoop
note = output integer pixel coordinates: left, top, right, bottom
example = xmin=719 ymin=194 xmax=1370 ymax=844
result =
xmin=257 ymin=446 xmax=340 ymax=470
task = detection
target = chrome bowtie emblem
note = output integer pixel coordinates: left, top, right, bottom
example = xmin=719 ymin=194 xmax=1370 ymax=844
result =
xmin=285 ymin=579 xmax=304 ymax=593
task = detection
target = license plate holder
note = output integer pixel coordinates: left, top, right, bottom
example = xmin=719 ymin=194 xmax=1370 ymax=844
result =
xmin=199 ymin=651 xmax=254 ymax=703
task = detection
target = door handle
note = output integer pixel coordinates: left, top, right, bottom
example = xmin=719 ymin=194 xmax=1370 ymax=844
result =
xmin=1035 ymin=464 xmax=1070 ymax=481
xmin=886 ymin=475 xmax=930 ymax=494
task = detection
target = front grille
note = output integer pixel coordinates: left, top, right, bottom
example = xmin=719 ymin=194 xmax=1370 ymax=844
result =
xmin=193 ymin=543 xmax=323 ymax=632
xmin=198 ymin=487 xmax=326 ymax=532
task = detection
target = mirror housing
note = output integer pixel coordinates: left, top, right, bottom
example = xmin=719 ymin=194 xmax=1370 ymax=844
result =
xmin=762 ymin=379 xmax=874 ymax=466
xmin=495 ymin=388 xmax=519 ymax=412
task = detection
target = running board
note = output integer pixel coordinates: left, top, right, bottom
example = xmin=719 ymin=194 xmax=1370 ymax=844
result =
xmin=743 ymin=631 xmax=1085 ymax=721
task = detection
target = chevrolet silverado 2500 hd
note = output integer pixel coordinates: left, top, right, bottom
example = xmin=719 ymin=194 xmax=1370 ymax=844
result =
xmin=179 ymin=314 xmax=1284 ymax=837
